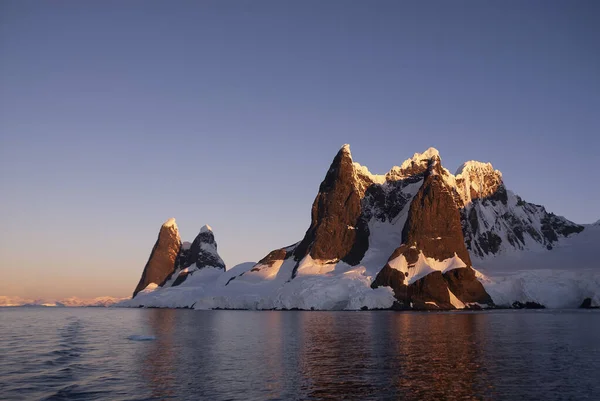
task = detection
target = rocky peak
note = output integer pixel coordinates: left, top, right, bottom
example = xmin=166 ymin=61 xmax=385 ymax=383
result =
xmin=175 ymin=224 xmax=225 ymax=271
xmin=195 ymin=224 xmax=217 ymax=247
xmin=293 ymin=144 xmax=368 ymax=264
xmin=455 ymin=161 xmax=505 ymax=206
xmin=372 ymin=160 xmax=492 ymax=309
xmin=385 ymin=147 xmax=441 ymax=180
xmin=402 ymin=162 xmax=473 ymax=266
xmin=133 ymin=218 xmax=181 ymax=297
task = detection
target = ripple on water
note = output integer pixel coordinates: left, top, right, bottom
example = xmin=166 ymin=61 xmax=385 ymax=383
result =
xmin=0 ymin=308 xmax=599 ymax=400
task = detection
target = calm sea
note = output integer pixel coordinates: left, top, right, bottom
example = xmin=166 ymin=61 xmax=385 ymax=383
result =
xmin=0 ymin=308 xmax=599 ymax=400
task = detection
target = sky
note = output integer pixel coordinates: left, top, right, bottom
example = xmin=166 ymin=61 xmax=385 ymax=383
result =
xmin=1 ymin=0 xmax=599 ymax=299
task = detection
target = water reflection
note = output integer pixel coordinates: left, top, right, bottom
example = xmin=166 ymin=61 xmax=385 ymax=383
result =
xmin=298 ymin=312 xmax=376 ymax=399
xmin=294 ymin=312 xmax=491 ymax=400
xmin=127 ymin=310 xmax=600 ymax=400
xmin=139 ymin=309 xmax=177 ymax=399
xmin=3 ymin=309 xmax=599 ymax=400
xmin=390 ymin=313 xmax=489 ymax=400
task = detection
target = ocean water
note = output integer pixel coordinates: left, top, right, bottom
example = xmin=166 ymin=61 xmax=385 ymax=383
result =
xmin=0 ymin=308 xmax=599 ymax=400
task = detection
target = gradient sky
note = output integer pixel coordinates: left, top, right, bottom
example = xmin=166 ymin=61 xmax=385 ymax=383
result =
xmin=1 ymin=0 xmax=599 ymax=299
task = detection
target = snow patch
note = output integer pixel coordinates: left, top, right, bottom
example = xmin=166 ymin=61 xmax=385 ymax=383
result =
xmin=399 ymin=147 xmax=440 ymax=170
xmin=163 ymin=218 xmax=177 ymax=228
xmin=388 ymin=252 xmax=467 ymax=285
xmin=448 ymin=289 xmax=466 ymax=309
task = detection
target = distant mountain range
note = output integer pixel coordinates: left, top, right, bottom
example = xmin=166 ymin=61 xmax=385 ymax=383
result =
xmin=120 ymin=145 xmax=598 ymax=310
xmin=0 ymin=296 xmax=126 ymax=307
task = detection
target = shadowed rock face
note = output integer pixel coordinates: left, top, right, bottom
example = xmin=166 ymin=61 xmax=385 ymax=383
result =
xmin=133 ymin=219 xmax=181 ymax=297
xmin=294 ymin=145 xmax=367 ymax=265
xmin=409 ymin=272 xmax=454 ymax=310
xmin=176 ymin=227 xmax=225 ymax=271
xmin=157 ymin=226 xmax=227 ymax=288
xmin=443 ymin=267 xmax=492 ymax=304
xmin=370 ymin=265 xmax=408 ymax=302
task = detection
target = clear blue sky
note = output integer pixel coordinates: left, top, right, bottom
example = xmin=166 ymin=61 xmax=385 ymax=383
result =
xmin=1 ymin=1 xmax=599 ymax=298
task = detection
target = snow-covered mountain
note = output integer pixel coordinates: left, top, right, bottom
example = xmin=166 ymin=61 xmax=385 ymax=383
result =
xmin=122 ymin=145 xmax=597 ymax=310
xmin=132 ymin=220 xmax=225 ymax=297
xmin=0 ymin=296 xmax=126 ymax=307
xmin=453 ymin=161 xmax=583 ymax=258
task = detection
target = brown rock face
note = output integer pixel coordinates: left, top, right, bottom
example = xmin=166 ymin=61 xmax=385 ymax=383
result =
xmin=409 ymin=272 xmax=454 ymax=310
xmin=133 ymin=219 xmax=181 ymax=297
xmin=443 ymin=267 xmax=492 ymax=304
xmin=294 ymin=145 xmax=367 ymax=264
xmin=257 ymin=248 xmax=291 ymax=267
xmin=373 ymin=159 xmax=493 ymax=309
xmin=370 ymin=265 xmax=408 ymax=302
xmin=402 ymin=161 xmax=472 ymax=266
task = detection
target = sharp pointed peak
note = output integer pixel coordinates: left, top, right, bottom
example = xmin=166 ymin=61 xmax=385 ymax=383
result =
xmin=200 ymin=224 xmax=213 ymax=233
xmin=337 ymin=143 xmax=353 ymax=159
xmin=162 ymin=217 xmax=178 ymax=229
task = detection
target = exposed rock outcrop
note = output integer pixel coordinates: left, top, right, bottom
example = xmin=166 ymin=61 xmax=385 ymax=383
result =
xmin=293 ymin=145 xmax=367 ymax=266
xmin=372 ymin=156 xmax=492 ymax=310
xmin=512 ymin=301 xmax=546 ymax=309
xmin=133 ymin=218 xmax=181 ymax=297
xmin=160 ymin=225 xmax=226 ymax=287
xmin=579 ymin=298 xmax=599 ymax=309
xmin=175 ymin=225 xmax=225 ymax=271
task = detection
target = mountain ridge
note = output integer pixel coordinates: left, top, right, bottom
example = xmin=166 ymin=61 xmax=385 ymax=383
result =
xmin=124 ymin=144 xmax=593 ymax=310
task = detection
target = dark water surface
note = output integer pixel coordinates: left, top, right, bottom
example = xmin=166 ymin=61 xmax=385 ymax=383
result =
xmin=0 ymin=308 xmax=599 ymax=400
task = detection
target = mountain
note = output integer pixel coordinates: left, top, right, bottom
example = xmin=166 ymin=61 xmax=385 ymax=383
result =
xmin=133 ymin=218 xmax=181 ymax=297
xmin=453 ymin=161 xmax=584 ymax=258
xmin=0 ymin=296 xmax=126 ymax=307
xmin=132 ymin=219 xmax=226 ymax=298
xmin=122 ymin=145 xmax=596 ymax=310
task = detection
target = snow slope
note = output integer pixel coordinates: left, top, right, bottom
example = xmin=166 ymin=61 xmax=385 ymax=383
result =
xmin=476 ymin=224 xmax=600 ymax=308
xmin=118 ymin=260 xmax=395 ymax=310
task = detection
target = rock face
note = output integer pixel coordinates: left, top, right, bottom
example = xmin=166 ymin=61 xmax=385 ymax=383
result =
xmin=293 ymin=145 xmax=367 ymax=266
xmin=161 ymin=225 xmax=226 ymax=287
xmin=133 ymin=222 xmax=227 ymax=296
xmin=372 ymin=158 xmax=492 ymax=309
xmin=133 ymin=218 xmax=181 ymax=297
xmin=175 ymin=225 xmax=225 ymax=271
xmin=455 ymin=161 xmax=584 ymax=258
xmin=402 ymin=159 xmax=472 ymax=265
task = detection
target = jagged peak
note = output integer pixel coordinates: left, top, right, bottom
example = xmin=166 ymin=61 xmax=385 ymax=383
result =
xmin=340 ymin=143 xmax=352 ymax=155
xmin=162 ymin=217 xmax=177 ymax=228
xmin=400 ymin=147 xmax=440 ymax=170
xmin=453 ymin=160 xmax=505 ymax=206
xmin=455 ymin=160 xmax=501 ymax=178
xmin=200 ymin=224 xmax=213 ymax=233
